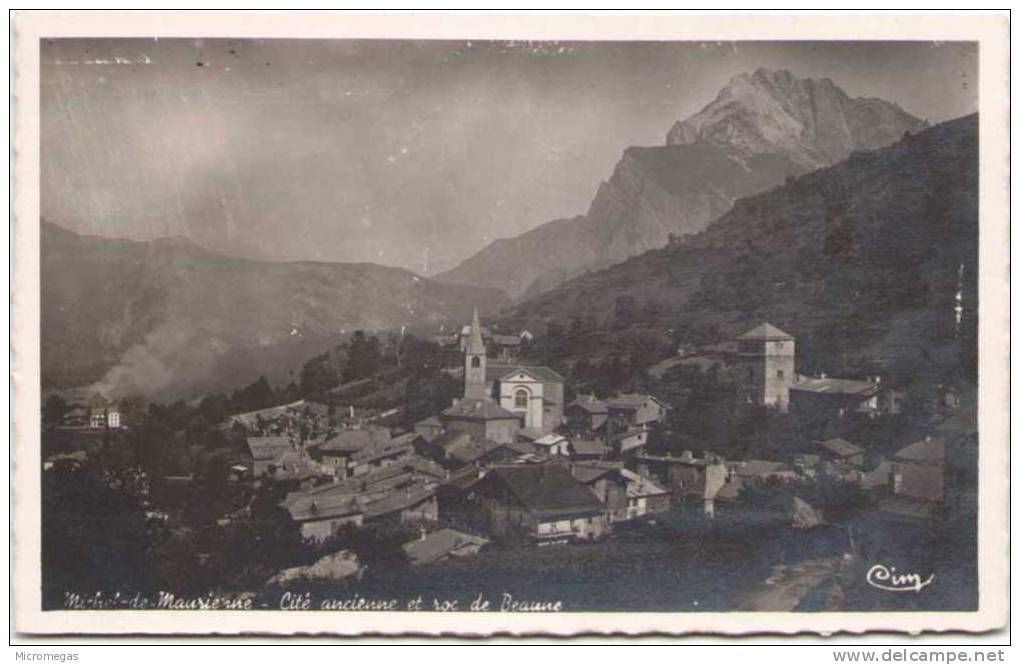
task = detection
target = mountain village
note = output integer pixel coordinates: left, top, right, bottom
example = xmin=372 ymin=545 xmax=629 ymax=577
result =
xmin=36 ymin=62 xmax=979 ymax=612
xmin=45 ymin=301 xmax=965 ymax=590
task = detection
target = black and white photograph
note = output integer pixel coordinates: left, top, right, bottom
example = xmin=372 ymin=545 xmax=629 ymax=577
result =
xmin=11 ymin=11 xmax=1009 ymax=639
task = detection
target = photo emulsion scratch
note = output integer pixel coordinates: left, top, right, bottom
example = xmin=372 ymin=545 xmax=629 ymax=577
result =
xmin=12 ymin=13 xmax=1009 ymax=636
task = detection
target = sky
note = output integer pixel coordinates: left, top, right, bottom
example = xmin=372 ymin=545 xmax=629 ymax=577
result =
xmin=41 ymin=39 xmax=978 ymax=275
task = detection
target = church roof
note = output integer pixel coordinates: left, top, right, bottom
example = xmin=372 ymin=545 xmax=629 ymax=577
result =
xmin=489 ymin=364 xmax=565 ymax=384
xmin=465 ymin=308 xmax=486 ymax=355
xmin=737 ymin=323 xmax=794 ymax=341
xmin=442 ymin=399 xmax=520 ymax=422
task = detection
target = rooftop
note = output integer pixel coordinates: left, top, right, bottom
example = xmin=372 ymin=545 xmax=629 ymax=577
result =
xmin=442 ymin=399 xmax=520 ymax=421
xmin=488 ymin=364 xmax=565 ymax=384
xmin=737 ymin=323 xmax=794 ymax=341
xmin=568 ymin=396 xmax=608 ymax=415
xmin=818 ymin=437 xmax=864 ymax=458
xmin=246 ymin=436 xmax=294 ymax=461
xmin=483 ymin=464 xmax=603 ymax=519
xmin=791 ymin=377 xmax=878 ymax=396
xmin=569 ymin=437 xmax=607 ymax=457
xmin=895 ymin=437 xmax=945 ymax=464
xmin=402 ymin=529 xmax=489 ymax=566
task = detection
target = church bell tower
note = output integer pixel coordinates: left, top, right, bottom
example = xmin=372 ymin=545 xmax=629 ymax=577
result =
xmin=464 ymin=308 xmax=488 ymax=400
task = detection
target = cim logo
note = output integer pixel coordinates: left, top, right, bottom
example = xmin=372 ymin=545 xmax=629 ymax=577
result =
xmin=866 ymin=564 xmax=935 ymax=593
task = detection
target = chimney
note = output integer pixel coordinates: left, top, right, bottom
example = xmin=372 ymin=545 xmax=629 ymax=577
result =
xmin=349 ymin=405 xmax=355 ymax=419
xmin=680 ymin=450 xmax=694 ymax=463
xmin=819 ymin=371 xmax=827 ymax=380
xmin=889 ymin=464 xmax=903 ymax=494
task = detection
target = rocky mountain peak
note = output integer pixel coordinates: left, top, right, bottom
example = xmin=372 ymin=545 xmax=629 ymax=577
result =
xmin=666 ymin=68 xmax=926 ymax=169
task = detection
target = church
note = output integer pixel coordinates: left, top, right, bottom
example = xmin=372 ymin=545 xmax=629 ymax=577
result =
xmin=442 ymin=309 xmax=565 ymax=441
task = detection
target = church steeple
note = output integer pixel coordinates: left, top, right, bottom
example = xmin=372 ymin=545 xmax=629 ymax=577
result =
xmin=467 ymin=307 xmax=485 ymax=354
xmin=463 ymin=308 xmax=488 ymax=400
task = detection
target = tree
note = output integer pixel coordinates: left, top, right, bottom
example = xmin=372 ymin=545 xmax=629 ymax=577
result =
xmin=231 ymin=376 xmax=276 ymax=412
xmin=300 ymin=354 xmax=339 ymax=396
xmin=343 ymin=331 xmax=381 ymax=382
xmin=42 ymin=395 xmax=67 ymax=426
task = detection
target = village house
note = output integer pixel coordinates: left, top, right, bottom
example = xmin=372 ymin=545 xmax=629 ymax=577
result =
xmin=632 ymin=451 xmax=729 ymax=514
xmin=863 ymin=436 xmax=946 ymax=522
xmin=568 ymin=436 xmax=607 ymax=461
xmin=565 ymin=395 xmax=608 ymax=435
xmin=471 ymin=464 xmax=608 ymax=543
xmin=246 ymin=436 xmax=297 ymax=477
xmin=789 ymin=375 xmax=882 ymax=421
xmin=57 ymin=390 xmax=122 ymax=430
xmin=284 ymin=492 xmax=365 ymax=541
xmin=311 ymin=427 xmax=392 ymax=471
xmin=610 ymin=426 xmax=649 ymax=457
xmin=732 ymin=459 xmax=798 ymax=483
xmin=413 ymin=415 xmax=445 ymax=442
xmin=402 ymin=528 xmax=490 ymax=566
xmin=532 ymin=433 xmax=570 ymax=457
xmin=606 ymin=393 xmax=670 ymax=429
xmin=362 ymin=483 xmax=439 ymax=524
xmin=619 ymin=468 xmax=671 ymax=520
xmin=816 ymin=437 xmax=865 ymax=467
xmin=282 ymin=457 xmax=444 ymax=538
xmin=569 ymin=464 xmax=629 ymax=522
xmin=441 ymin=399 xmax=521 ymax=444
xmin=348 ymin=434 xmax=418 ymax=478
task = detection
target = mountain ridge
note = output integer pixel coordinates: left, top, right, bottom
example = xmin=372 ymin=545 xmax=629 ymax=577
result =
xmin=503 ymin=113 xmax=978 ymax=383
xmin=437 ymin=68 xmax=927 ymax=300
xmin=41 ymin=220 xmax=509 ymax=400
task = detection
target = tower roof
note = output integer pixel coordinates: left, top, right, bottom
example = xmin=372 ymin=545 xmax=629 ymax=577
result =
xmin=466 ymin=308 xmax=486 ymax=354
xmin=737 ymin=323 xmax=794 ymax=341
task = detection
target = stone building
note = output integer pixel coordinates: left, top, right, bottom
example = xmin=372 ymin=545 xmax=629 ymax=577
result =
xmin=735 ymin=323 xmax=796 ymax=412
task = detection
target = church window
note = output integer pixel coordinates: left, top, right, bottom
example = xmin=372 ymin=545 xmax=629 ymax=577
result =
xmin=514 ymin=389 xmax=529 ymax=408
xmin=471 ymin=356 xmax=481 ymax=368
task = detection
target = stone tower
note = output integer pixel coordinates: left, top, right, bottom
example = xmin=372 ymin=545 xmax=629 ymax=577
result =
xmin=735 ymin=323 xmax=796 ymax=412
xmin=463 ymin=307 xmax=488 ymax=400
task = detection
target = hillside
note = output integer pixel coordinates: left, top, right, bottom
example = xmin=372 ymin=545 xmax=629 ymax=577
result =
xmin=504 ymin=114 xmax=978 ymax=384
xmin=41 ymin=222 xmax=509 ymax=400
xmin=437 ymin=68 xmax=926 ymax=300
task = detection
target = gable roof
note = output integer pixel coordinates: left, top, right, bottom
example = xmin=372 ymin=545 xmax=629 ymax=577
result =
xmin=285 ymin=492 xmax=363 ymax=523
xmin=895 ymin=438 xmax=945 ymax=464
xmin=246 ymin=436 xmax=294 ymax=461
xmin=791 ymin=377 xmax=878 ymax=397
xmin=619 ymin=468 xmax=669 ymax=498
xmin=482 ymin=465 xmax=603 ymax=518
xmin=350 ymin=440 xmax=414 ymax=465
xmin=737 ymin=323 xmax=794 ymax=341
xmin=487 ymin=364 xmax=565 ymax=384
xmin=569 ymin=437 xmax=607 ymax=457
xmin=402 ymin=529 xmax=489 ymax=566
xmin=607 ymin=393 xmax=665 ymax=410
xmin=533 ymin=433 xmax=568 ymax=447
xmin=571 ymin=464 xmax=621 ymax=485
xmin=818 ymin=437 xmax=864 ymax=458
xmin=568 ymin=397 xmax=608 ymax=415
xmin=433 ymin=429 xmax=472 ymax=450
xmin=362 ymin=483 xmax=436 ymax=519
xmin=318 ymin=428 xmax=390 ymax=454
xmin=442 ymin=399 xmax=520 ymax=421
xmin=735 ymin=459 xmax=793 ymax=477
xmin=447 ymin=438 xmax=510 ymax=465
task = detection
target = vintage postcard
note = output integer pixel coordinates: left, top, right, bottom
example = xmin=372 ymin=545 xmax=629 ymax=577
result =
xmin=11 ymin=12 xmax=1009 ymax=636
